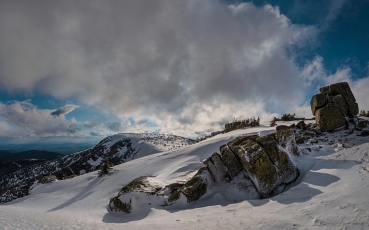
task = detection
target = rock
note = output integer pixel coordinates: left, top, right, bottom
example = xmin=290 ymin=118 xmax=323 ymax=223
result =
xmin=117 ymin=177 xmax=161 ymax=196
xmin=320 ymin=82 xmax=358 ymax=116
xmin=109 ymin=166 xmax=216 ymax=214
xmin=110 ymin=196 xmax=132 ymax=213
xmin=109 ymin=177 xmax=162 ymax=213
xmin=311 ymin=82 xmax=359 ymax=132
xmin=38 ymin=175 xmax=57 ymax=184
xmin=165 ymin=183 xmax=184 ymax=204
xmin=276 ymin=126 xmax=299 ymax=156
xmin=210 ymin=153 xmax=230 ymax=181
xmin=357 ymin=120 xmax=369 ymax=130
xmin=229 ymin=138 xmax=278 ymax=198
xmin=311 ymin=93 xmax=328 ymax=115
xmin=296 ymin=121 xmax=306 ymax=130
xmin=204 ymin=153 xmax=230 ymax=182
xmin=255 ymin=134 xmax=280 ymax=165
xmin=276 ymin=125 xmax=289 ymax=131
xmin=181 ymin=168 xmax=212 ymax=202
xmin=219 ymin=145 xmax=243 ymax=179
xmin=228 ymin=135 xmax=298 ymax=198
xmin=110 ymin=132 xmax=301 ymax=212
xmin=359 ymin=131 xmax=369 ymax=137
xmin=203 ymin=159 xmax=218 ymax=181
xmin=296 ymin=137 xmax=305 ymax=144
xmin=315 ymin=103 xmax=346 ymax=132
xmin=332 ymin=95 xmax=349 ymax=115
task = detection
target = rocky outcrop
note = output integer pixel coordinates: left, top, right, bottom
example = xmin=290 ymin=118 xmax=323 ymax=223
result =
xmin=38 ymin=175 xmax=57 ymax=184
xmin=310 ymin=82 xmax=359 ymax=132
xmin=204 ymin=153 xmax=230 ymax=182
xmin=276 ymin=125 xmax=299 ymax=156
xmin=110 ymin=132 xmax=300 ymax=213
xmin=227 ymin=134 xmax=298 ymax=197
xmin=109 ymin=168 xmax=213 ymax=213
xmin=357 ymin=120 xmax=369 ymax=130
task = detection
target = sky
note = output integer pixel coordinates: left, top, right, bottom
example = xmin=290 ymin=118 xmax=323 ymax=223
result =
xmin=0 ymin=0 xmax=368 ymax=141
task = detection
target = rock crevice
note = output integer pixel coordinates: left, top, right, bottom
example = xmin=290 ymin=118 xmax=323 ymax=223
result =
xmin=310 ymin=82 xmax=359 ymax=132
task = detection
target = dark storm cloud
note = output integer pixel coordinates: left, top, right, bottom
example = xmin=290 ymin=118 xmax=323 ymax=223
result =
xmin=89 ymin=131 xmax=101 ymax=137
xmin=105 ymin=122 xmax=122 ymax=132
xmin=51 ymin=105 xmax=78 ymax=116
xmin=0 ymin=0 xmax=317 ymax=135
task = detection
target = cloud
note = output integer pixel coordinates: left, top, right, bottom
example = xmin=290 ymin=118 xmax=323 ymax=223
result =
xmin=323 ymin=0 xmax=347 ymax=29
xmin=89 ymin=131 xmax=101 ymax=137
xmin=301 ymin=56 xmax=369 ymax=112
xmin=0 ymin=1 xmax=320 ymax=137
xmin=51 ymin=104 xmax=79 ymax=116
xmin=0 ymin=100 xmax=80 ymax=137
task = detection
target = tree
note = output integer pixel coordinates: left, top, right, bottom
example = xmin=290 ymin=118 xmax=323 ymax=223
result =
xmin=270 ymin=117 xmax=277 ymax=127
xmin=98 ymin=156 xmax=113 ymax=177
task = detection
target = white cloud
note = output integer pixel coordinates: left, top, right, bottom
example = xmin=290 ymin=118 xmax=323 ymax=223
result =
xmin=300 ymin=56 xmax=369 ymax=113
xmin=0 ymin=101 xmax=81 ymax=137
xmin=0 ymin=1 xmax=316 ymax=124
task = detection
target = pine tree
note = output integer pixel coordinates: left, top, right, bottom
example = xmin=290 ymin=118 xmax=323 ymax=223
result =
xmin=98 ymin=156 xmax=113 ymax=177
xmin=270 ymin=117 xmax=277 ymax=127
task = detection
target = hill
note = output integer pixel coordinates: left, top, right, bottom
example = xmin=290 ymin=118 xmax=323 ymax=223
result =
xmin=0 ymin=150 xmax=64 ymax=177
xmin=0 ymin=133 xmax=195 ymax=203
xmin=0 ymin=122 xmax=368 ymax=229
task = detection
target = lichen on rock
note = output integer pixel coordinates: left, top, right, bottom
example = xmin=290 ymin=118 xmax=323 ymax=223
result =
xmin=310 ymin=82 xmax=359 ymax=132
xmin=182 ymin=167 xmax=211 ymax=203
xmin=276 ymin=125 xmax=299 ymax=156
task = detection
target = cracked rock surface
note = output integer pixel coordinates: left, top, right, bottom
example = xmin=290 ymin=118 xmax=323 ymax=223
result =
xmin=310 ymin=82 xmax=359 ymax=132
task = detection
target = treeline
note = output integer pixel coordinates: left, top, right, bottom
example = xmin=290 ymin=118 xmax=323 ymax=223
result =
xmin=270 ymin=113 xmax=308 ymax=127
xmin=224 ymin=117 xmax=260 ymax=133
xmin=196 ymin=117 xmax=261 ymax=142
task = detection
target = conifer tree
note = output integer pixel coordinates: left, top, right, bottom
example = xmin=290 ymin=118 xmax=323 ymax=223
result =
xmin=98 ymin=156 xmax=113 ymax=176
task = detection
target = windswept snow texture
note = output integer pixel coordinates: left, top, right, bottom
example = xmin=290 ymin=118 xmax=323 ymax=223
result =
xmin=1 ymin=125 xmax=369 ymax=229
xmin=0 ymin=133 xmax=195 ymax=203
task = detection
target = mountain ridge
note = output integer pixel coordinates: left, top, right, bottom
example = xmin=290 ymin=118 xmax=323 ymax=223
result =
xmin=0 ymin=133 xmax=195 ymax=203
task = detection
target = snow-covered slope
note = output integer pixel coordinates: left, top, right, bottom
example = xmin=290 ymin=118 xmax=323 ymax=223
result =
xmin=1 ymin=125 xmax=369 ymax=229
xmin=0 ymin=133 xmax=195 ymax=203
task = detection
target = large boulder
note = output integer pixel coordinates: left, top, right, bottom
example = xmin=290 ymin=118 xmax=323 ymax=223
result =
xmin=315 ymin=103 xmax=346 ymax=132
xmin=219 ymin=144 xmax=243 ymax=179
xmin=320 ymin=82 xmax=358 ymax=116
xmin=276 ymin=125 xmax=299 ymax=156
xmin=181 ymin=168 xmax=212 ymax=202
xmin=204 ymin=153 xmax=230 ymax=182
xmin=228 ymin=135 xmax=298 ymax=198
xmin=109 ymin=168 xmax=213 ymax=213
xmin=109 ymin=177 xmax=163 ymax=213
xmin=310 ymin=82 xmax=359 ymax=132
xmin=110 ymin=133 xmax=300 ymax=213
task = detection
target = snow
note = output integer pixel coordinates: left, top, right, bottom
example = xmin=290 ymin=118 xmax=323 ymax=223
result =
xmin=1 ymin=125 xmax=369 ymax=229
xmin=88 ymin=156 xmax=102 ymax=166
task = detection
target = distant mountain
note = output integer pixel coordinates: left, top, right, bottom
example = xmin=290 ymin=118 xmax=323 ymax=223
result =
xmin=0 ymin=133 xmax=195 ymax=203
xmin=0 ymin=142 xmax=97 ymax=155
xmin=0 ymin=150 xmax=64 ymax=161
xmin=0 ymin=150 xmax=64 ymax=177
